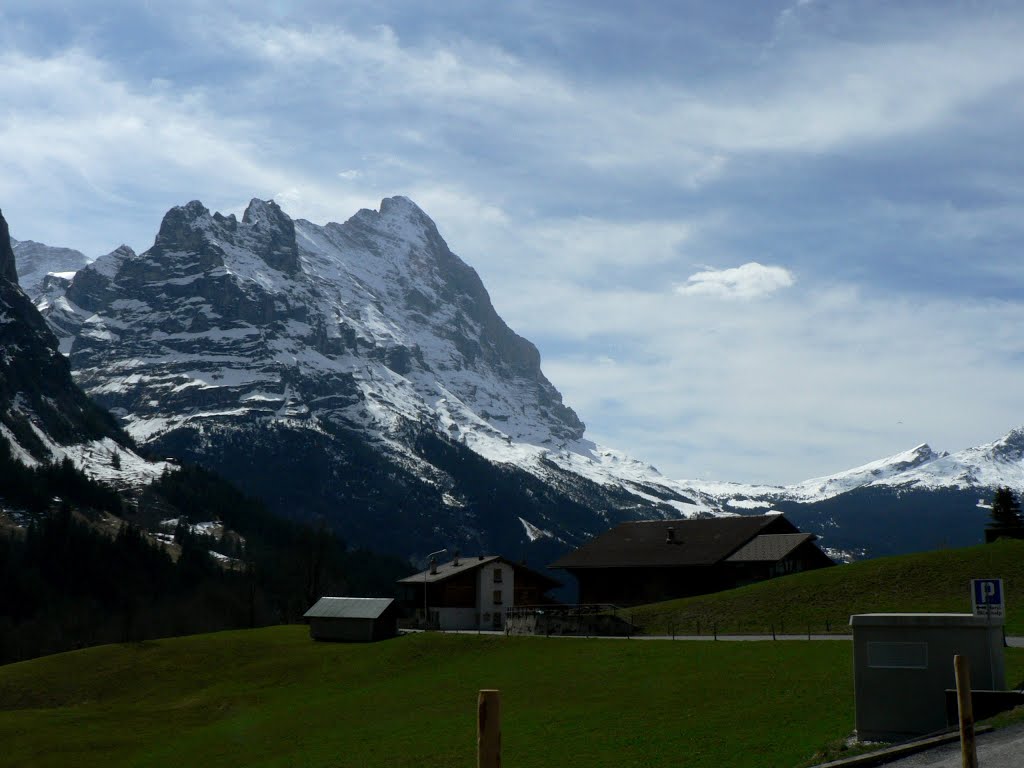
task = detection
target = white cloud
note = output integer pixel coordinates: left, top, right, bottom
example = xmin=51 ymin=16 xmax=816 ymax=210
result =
xmin=195 ymin=14 xmax=1024 ymax=193
xmin=532 ymin=282 xmax=1024 ymax=485
xmin=675 ymin=263 xmax=794 ymax=300
xmin=0 ymin=47 xmax=386 ymax=252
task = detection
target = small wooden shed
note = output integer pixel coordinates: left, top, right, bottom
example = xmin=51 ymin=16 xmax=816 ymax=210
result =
xmin=303 ymin=597 xmax=399 ymax=642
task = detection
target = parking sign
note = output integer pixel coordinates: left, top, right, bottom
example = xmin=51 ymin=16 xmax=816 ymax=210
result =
xmin=971 ymin=578 xmax=1004 ymax=621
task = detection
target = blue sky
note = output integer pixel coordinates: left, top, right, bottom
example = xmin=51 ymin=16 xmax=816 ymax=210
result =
xmin=3 ymin=0 xmax=1024 ymax=484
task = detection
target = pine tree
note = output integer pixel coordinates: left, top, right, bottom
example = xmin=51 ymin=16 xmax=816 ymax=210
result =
xmin=988 ymin=486 xmax=1023 ymax=530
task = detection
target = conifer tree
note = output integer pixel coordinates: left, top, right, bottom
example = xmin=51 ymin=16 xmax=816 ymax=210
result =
xmin=988 ymin=486 xmax=1023 ymax=530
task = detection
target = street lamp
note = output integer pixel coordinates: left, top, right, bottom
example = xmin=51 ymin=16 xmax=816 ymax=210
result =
xmin=424 ymin=548 xmax=447 ymax=629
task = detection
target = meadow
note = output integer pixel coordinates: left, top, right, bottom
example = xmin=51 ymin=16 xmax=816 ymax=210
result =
xmin=631 ymin=539 xmax=1024 ymax=636
xmin=0 ymin=627 xmax=866 ymax=768
xmin=4 ymin=540 xmax=1024 ymax=767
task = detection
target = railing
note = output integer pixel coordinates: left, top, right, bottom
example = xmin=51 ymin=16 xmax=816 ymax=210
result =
xmin=505 ymin=603 xmax=624 ymax=619
xmin=504 ymin=604 xmax=636 ymax=637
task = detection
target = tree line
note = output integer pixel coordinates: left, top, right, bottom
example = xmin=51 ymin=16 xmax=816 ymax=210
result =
xmin=0 ymin=450 xmax=411 ymax=664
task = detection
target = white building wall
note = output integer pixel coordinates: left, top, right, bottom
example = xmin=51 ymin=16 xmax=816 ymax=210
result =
xmin=435 ymin=607 xmax=477 ymax=631
xmin=477 ymin=562 xmax=515 ymax=629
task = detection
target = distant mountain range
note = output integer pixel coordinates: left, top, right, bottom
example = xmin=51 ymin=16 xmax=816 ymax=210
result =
xmin=682 ymin=437 xmax=1024 ymax=559
xmin=10 ymin=199 xmax=1022 ymax=563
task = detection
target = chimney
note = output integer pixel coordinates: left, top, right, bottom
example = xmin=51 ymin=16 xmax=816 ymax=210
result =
xmin=429 ymin=556 xmax=438 ymax=575
xmin=478 ymin=554 xmax=485 ymax=560
xmin=666 ymin=526 xmax=675 ymax=544
xmin=452 ymin=549 xmax=460 ymax=566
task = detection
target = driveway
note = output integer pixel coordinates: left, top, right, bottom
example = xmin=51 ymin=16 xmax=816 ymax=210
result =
xmin=877 ymin=720 xmax=1024 ymax=767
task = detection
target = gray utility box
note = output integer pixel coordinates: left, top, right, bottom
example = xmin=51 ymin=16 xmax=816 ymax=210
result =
xmin=850 ymin=613 xmax=1005 ymax=742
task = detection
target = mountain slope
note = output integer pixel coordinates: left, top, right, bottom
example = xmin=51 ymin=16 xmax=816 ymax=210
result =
xmin=41 ymin=197 xmax=707 ymax=563
xmin=683 ymin=432 xmax=1024 ymax=558
xmin=0 ymin=208 xmax=153 ymax=482
xmin=9 ymin=236 xmax=88 ymax=300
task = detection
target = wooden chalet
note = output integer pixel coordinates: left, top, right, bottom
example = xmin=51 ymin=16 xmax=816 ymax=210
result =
xmin=550 ymin=514 xmax=834 ymax=606
xmin=397 ymin=554 xmax=561 ymax=631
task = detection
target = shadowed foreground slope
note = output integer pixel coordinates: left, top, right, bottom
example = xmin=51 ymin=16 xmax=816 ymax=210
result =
xmin=0 ymin=627 xmax=857 ymax=768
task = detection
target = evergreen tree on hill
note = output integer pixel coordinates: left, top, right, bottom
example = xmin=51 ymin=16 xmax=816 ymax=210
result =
xmin=988 ymin=486 xmax=1023 ymax=532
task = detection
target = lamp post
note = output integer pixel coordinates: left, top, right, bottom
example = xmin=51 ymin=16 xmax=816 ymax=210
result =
xmin=424 ymin=548 xmax=447 ymax=629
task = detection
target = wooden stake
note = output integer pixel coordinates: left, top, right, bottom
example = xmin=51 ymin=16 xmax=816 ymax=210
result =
xmin=478 ymin=689 xmax=501 ymax=768
xmin=954 ymin=655 xmax=978 ymax=768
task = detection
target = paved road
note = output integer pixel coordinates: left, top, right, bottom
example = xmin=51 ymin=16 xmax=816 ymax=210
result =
xmin=878 ymin=720 xmax=1024 ymax=767
xmin=411 ymin=630 xmax=1024 ymax=646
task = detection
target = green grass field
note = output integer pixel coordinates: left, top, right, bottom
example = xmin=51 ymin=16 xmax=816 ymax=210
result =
xmin=631 ymin=540 xmax=1024 ymax=636
xmin=0 ymin=627 xmax=868 ymax=768
xmin=3 ymin=542 xmax=1024 ymax=767
xmin=1 ymin=628 xmax=1020 ymax=768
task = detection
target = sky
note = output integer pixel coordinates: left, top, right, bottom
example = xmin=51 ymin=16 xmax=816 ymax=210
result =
xmin=2 ymin=0 xmax=1024 ymax=485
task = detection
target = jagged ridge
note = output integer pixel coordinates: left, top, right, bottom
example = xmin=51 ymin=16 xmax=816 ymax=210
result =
xmin=39 ymin=197 xmax=699 ymax=562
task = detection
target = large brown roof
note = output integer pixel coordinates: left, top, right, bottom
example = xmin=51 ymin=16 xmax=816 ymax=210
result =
xmin=550 ymin=515 xmax=799 ymax=569
xmin=725 ymin=533 xmax=816 ymax=563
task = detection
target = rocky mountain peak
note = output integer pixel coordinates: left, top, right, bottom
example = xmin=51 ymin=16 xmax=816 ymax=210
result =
xmin=10 ymin=238 xmax=90 ymax=300
xmin=240 ymin=198 xmax=300 ymax=274
xmin=905 ymin=443 xmax=939 ymax=465
xmin=0 ymin=209 xmax=18 ymax=284
xmin=149 ymin=198 xmax=300 ymax=276
xmin=990 ymin=427 xmax=1024 ymax=461
xmin=378 ymin=195 xmax=435 ymax=229
xmin=152 ymin=200 xmax=214 ymax=255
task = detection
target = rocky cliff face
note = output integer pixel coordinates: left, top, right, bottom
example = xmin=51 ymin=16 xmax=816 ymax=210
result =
xmin=0 ymin=209 xmax=143 ymax=476
xmin=9 ymin=236 xmax=88 ymax=299
xmin=0 ymin=212 xmax=17 ymax=284
xmin=43 ymin=197 xmax=694 ymax=561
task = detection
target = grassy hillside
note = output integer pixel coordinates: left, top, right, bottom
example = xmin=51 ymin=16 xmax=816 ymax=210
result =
xmin=631 ymin=540 xmax=1024 ymax=636
xmin=0 ymin=627 xmax=855 ymax=768
xmin=2 ymin=626 xmax=1022 ymax=767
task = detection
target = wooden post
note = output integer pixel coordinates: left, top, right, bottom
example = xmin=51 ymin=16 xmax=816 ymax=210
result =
xmin=478 ymin=689 xmax=501 ymax=768
xmin=954 ymin=655 xmax=978 ymax=768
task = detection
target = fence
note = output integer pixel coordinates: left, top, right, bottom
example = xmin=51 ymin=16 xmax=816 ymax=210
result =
xmin=504 ymin=604 xmax=636 ymax=637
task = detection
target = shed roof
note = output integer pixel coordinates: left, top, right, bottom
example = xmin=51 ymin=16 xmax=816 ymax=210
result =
xmin=303 ymin=597 xmax=395 ymax=620
xmin=724 ymin=533 xmax=816 ymax=563
xmin=550 ymin=515 xmax=799 ymax=569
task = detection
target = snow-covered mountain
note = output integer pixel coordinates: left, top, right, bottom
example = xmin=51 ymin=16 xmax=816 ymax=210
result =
xmin=682 ymin=432 xmax=1024 ymax=559
xmin=688 ymin=431 xmax=1024 ymax=507
xmin=9 ymin=237 xmax=88 ymax=301
xmin=29 ymin=195 xmax=1022 ymax=563
xmin=0 ymin=210 xmax=166 ymax=492
xmin=39 ymin=197 xmax=712 ymax=563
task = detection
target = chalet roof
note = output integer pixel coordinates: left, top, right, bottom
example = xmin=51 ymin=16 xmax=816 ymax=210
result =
xmin=398 ymin=555 xmax=561 ymax=589
xmin=303 ymin=597 xmax=395 ymax=620
xmin=724 ymin=533 xmax=816 ymax=563
xmin=550 ymin=515 xmax=799 ymax=570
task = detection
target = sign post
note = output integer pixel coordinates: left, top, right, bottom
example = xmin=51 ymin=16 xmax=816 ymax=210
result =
xmin=971 ymin=578 xmax=1004 ymax=694
xmin=970 ymin=579 xmax=1004 ymax=622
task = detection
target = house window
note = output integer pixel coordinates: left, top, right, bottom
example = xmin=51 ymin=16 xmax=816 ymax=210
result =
xmin=493 ymin=590 xmax=503 ymax=605
xmin=493 ymin=568 xmax=503 ymax=583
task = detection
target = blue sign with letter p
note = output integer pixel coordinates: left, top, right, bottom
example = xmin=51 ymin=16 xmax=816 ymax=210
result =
xmin=971 ymin=578 xmax=1004 ymax=620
